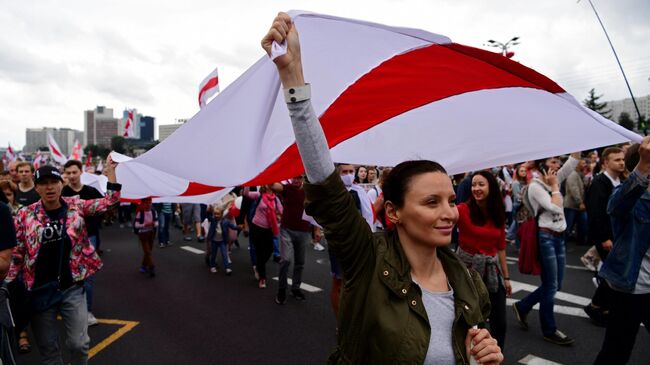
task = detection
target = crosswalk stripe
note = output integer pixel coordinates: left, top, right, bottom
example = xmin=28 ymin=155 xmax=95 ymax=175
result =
xmin=271 ymin=277 xmax=323 ymax=293
xmin=507 ymin=256 xmax=590 ymax=271
xmin=180 ymin=246 xmax=205 ymax=254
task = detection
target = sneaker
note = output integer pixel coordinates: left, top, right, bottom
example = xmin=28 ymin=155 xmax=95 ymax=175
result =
xmin=87 ymin=312 xmax=99 ymax=327
xmin=275 ymin=289 xmax=286 ymax=305
xmin=159 ymin=243 xmax=166 ymax=248
xmin=290 ymin=289 xmax=306 ymax=300
xmin=166 ymin=241 xmax=174 ymax=247
xmin=210 ymin=267 xmax=218 ymax=274
xmin=253 ymin=266 xmax=259 ymax=280
xmin=583 ymin=304 xmax=608 ymax=327
xmin=512 ymin=302 xmax=528 ymax=330
xmin=258 ymin=279 xmax=266 ymax=289
xmin=197 ymin=236 xmax=205 ymax=243
xmin=139 ymin=266 xmax=147 ymax=274
xmin=184 ymin=236 xmax=192 ymax=242
xmin=313 ymin=243 xmax=325 ymax=251
xmin=543 ymin=330 xmax=575 ymax=346
xmin=226 ymin=268 xmax=233 ymax=275
xmin=119 ymin=224 xmax=125 ymax=229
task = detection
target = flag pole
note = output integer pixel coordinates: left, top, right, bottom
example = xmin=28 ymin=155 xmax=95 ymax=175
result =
xmin=585 ymin=0 xmax=646 ymax=135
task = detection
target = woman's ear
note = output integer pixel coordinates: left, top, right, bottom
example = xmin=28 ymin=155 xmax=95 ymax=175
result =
xmin=384 ymin=201 xmax=400 ymax=225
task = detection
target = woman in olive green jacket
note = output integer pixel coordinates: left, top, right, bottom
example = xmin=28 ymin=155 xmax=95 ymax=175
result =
xmin=261 ymin=13 xmax=504 ymax=365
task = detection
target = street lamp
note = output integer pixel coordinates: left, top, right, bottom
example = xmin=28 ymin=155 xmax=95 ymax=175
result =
xmin=484 ymin=37 xmax=520 ymax=58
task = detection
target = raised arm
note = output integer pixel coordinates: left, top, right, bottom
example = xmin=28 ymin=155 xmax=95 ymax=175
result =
xmin=608 ymin=136 xmax=650 ymax=217
xmin=261 ymin=12 xmax=334 ymax=183
xmin=81 ymin=154 xmax=121 ymax=216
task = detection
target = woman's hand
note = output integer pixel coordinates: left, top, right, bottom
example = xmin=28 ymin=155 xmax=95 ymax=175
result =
xmin=504 ymin=279 xmax=512 ymax=297
xmin=466 ymin=328 xmax=503 ymax=365
xmin=261 ymin=12 xmax=304 ymax=87
xmin=103 ymin=154 xmax=117 ymax=183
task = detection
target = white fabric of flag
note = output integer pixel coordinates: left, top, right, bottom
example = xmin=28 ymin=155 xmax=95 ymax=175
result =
xmin=47 ymin=133 xmax=68 ymax=165
xmin=112 ymin=10 xmax=642 ymax=203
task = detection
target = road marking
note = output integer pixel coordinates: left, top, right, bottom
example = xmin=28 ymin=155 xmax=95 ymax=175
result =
xmin=507 ymin=256 xmax=590 ymax=271
xmin=518 ymin=354 xmax=563 ymax=365
xmin=271 ymin=277 xmax=323 ymax=293
xmin=511 ymin=280 xmax=591 ymax=306
xmin=180 ymin=245 xmax=205 ymax=254
xmin=88 ymin=318 xmax=140 ymax=359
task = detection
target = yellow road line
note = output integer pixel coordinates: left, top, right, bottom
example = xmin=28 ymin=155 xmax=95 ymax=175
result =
xmin=88 ymin=318 xmax=139 ymax=359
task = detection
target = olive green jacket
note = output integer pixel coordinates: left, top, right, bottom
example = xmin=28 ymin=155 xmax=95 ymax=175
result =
xmin=305 ymin=172 xmax=491 ymax=365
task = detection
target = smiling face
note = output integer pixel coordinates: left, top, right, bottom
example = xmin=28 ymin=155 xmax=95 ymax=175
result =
xmin=517 ymin=165 xmax=527 ymax=179
xmin=388 ymin=172 xmax=458 ymax=248
xmin=471 ymin=174 xmax=490 ymax=202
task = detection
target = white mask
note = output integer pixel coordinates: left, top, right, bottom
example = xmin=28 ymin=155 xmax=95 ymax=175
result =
xmin=340 ymin=173 xmax=354 ymax=187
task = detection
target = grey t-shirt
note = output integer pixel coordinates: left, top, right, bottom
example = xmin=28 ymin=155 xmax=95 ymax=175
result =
xmin=634 ymin=248 xmax=650 ymax=294
xmin=421 ymin=286 xmax=456 ymax=365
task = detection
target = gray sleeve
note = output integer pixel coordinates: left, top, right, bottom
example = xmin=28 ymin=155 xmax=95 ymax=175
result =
xmin=286 ymin=99 xmax=335 ymax=184
xmin=529 ymin=183 xmax=564 ymax=215
xmin=556 ymin=156 xmax=579 ymax=184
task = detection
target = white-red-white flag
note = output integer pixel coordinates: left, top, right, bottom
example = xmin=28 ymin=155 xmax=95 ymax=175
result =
xmin=33 ymin=150 xmax=44 ymax=169
xmin=47 ymin=133 xmax=68 ymax=165
xmin=123 ymin=110 xmax=134 ymax=137
xmin=198 ymin=67 xmax=219 ymax=108
xmin=5 ymin=145 xmax=16 ymax=162
xmin=96 ymin=159 xmax=104 ymax=172
xmin=69 ymin=140 xmax=83 ymax=161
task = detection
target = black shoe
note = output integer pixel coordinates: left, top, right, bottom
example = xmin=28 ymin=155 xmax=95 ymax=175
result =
xmin=512 ymin=302 xmax=528 ymax=330
xmin=275 ymin=289 xmax=286 ymax=305
xmin=290 ymin=289 xmax=306 ymax=301
xmin=148 ymin=268 xmax=156 ymax=278
xmin=583 ymin=304 xmax=608 ymax=327
xmin=273 ymin=256 xmax=281 ymax=263
xmin=543 ymin=330 xmax=575 ymax=346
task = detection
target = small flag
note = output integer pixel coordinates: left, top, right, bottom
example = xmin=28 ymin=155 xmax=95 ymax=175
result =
xmin=5 ymin=145 xmax=16 ymax=162
xmin=123 ymin=110 xmax=134 ymax=137
xmin=33 ymin=150 xmax=44 ymax=169
xmin=198 ymin=67 xmax=220 ymax=108
xmin=47 ymin=133 xmax=68 ymax=165
xmin=69 ymin=140 xmax=83 ymax=161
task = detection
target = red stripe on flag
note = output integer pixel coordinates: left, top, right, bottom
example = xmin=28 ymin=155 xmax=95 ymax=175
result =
xmin=51 ymin=144 xmax=63 ymax=158
xmin=180 ymin=181 xmax=223 ymax=196
xmin=244 ymin=42 xmax=565 ymax=186
xmin=198 ymin=77 xmax=219 ymax=106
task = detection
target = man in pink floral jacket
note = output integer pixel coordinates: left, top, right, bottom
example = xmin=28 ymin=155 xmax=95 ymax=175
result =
xmin=6 ymin=156 xmax=120 ymax=365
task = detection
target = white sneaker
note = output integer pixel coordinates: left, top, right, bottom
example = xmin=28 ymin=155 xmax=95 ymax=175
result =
xmin=226 ymin=268 xmax=233 ymax=275
xmin=313 ymin=243 xmax=325 ymax=251
xmin=87 ymin=312 xmax=99 ymax=327
xmin=210 ymin=267 xmax=217 ymax=273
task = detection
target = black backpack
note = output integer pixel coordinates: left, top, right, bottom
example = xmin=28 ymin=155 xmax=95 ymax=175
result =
xmin=133 ymin=208 xmax=157 ymax=234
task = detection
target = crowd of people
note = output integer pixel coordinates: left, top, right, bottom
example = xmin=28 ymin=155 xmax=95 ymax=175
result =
xmin=0 ymin=12 xmax=648 ymax=365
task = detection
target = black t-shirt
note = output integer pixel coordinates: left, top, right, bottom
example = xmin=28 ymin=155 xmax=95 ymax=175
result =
xmin=0 ymin=202 xmax=17 ymax=251
xmin=33 ymin=207 xmax=73 ymax=289
xmin=62 ymin=185 xmax=103 ymax=236
xmin=15 ymin=187 xmax=40 ymax=207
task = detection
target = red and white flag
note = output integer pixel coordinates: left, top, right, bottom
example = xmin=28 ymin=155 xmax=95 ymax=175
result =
xmin=47 ymin=133 xmax=68 ymax=165
xmin=33 ymin=150 xmax=44 ymax=169
xmin=5 ymin=145 xmax=16 ymax=162
xmin=96 ymin=159 xmax=104 ymax=172
xmin=123 ymin=110 xmax=134 ymax=137
xmin=198 ymin=67 xmax=219 ymax=108
xmin=111 ymin=11 xmax=642 ymax=203
xmin=69 ymin=140 xmax=83 ymax=161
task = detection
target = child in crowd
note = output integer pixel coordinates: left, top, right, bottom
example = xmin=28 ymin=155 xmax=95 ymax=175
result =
xmin=207 ymin=206 xmax=239 ymax=275
xmin=134 ymin=198 xmax=158 ymax=277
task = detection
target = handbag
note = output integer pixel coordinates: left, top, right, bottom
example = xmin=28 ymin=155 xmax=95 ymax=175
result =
xmin=29 ymin=210 xmax=68 ymax=313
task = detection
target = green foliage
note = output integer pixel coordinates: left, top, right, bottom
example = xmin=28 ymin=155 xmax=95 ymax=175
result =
xmin=583 ymin=88 xmax=612 ymax=119
xmin=618 ymin=112 xmax=635 ymax=131
xmin=84 ymin=144 xmax=110 ymax=159
xmin=111 ymin=136 xmax=126 ymax=154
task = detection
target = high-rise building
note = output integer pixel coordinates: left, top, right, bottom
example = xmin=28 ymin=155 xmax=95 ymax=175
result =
xmin=607 ymin=94 xmax=650 ymax=129
xmin=158 ymin=119 xmax=187 ymax=141
xmin=24 ymin=127 xmax=83 ymax=156
xmin=84 ymin=106 xmax=118 ymax=147
xmin=140 ymin=116 xmax=155 ymax=142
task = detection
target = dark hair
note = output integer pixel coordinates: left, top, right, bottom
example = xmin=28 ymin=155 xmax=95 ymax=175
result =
xmin=354 ymin=166 xmax=368 ymax=184
xmin=602 ymin=147 xmax=623 ymax=161
xmin=467 ymin=171 xmax=505 ymax=228
xmin=625 ymin=143 xmax=640 ymax=172
xmin=515 ymin=164 xmax=527 ymax=183
xmin=383 ymin=160 xmax=447 ymax=208
xmin=63 ymin=160 xmax=83 ymax=171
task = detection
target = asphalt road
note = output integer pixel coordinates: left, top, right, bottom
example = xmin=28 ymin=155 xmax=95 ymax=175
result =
xmin=17 ymin=224 xmax=650 ymax=364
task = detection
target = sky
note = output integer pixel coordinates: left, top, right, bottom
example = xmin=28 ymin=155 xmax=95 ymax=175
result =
xmin=1 ymin=0 xmax=648 ymax=149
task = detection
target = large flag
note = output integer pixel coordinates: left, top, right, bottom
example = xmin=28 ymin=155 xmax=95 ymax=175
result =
xmin=123 ymin=110 xmax=134 ymax=138
xmin=47 ymin=133 xmax=68 ymax=165
xmin=198 ymin=67 xmax=219 ymax=108
xmin=113 ymin=11 xmax=642 ymax=202
xmin=69 ymin=140 xmax=83 ymax=161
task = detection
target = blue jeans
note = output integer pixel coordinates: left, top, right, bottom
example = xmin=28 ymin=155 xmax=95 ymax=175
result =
xmin=84 ymin=236 xmax=98 ymax=312
xmin=272 ymin=236 xmax=280 ymax=258
xmin=517 ymin=231 xmax=566 ymax=336
xmin=563 ymin=208 xmax=587 ymax=245
xmin=31 ymin=285 xmax=89 ymax=365
xmin=158 ymin=212 xmax=172 ymax=244
xmin=210 ymin=240 xmax=230 ymax=269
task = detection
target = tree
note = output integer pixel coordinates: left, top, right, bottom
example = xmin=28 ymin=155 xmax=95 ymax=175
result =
xmin=84 ymin=144 xmax=110 ymax=159
xmin=618 ymin=112 xmax=635 ymax=131
xmin=583 ymin=88 xmax=612 ymax=119
xmin=111 ymin=136 xmax=127 ymax=154
xmin=638 ymin=114 xmax=647 ymax=131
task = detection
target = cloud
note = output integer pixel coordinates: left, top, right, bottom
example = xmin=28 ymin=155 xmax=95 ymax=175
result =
xmin=0 ymin=39 xmax=72 ymax=85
